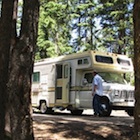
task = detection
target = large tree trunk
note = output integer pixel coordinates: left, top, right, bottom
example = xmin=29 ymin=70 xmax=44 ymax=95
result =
xmin=0 ymin=0 xmax=14 ymax=139
xmin=7 ymin=0 xmax=39 ymax=139
xmin=133 ymin=0 xmax=140 ymax=139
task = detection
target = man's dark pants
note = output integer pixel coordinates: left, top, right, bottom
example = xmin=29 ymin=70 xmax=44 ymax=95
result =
xmin=93 ymin=94 xmax=102 ymax=115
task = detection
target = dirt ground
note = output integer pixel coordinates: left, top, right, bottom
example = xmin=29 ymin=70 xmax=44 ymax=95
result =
xmin=33 ymin=110 xmax=134 ymax=140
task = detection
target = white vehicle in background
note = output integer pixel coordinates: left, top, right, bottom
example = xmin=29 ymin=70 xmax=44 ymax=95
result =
xmin=31 ymin=50 xmax=134 ymax=116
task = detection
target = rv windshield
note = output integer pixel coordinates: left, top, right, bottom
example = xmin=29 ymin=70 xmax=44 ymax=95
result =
xmin=84 ymin=72 xmax=127 ymax=84
xmin=99 ymin=72 xmax=126 ymax=84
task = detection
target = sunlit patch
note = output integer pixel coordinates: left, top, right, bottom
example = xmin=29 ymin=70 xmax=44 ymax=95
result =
xmin=92 ymin=126 xmax=121 ymax=138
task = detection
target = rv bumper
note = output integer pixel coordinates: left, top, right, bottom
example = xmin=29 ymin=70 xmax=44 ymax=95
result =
xmin=112 ymin=101 xmax=134 ymax=110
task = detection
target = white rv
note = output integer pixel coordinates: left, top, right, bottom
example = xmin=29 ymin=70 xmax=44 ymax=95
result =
xmin=31 ymin=50 xmax=134 ymax=116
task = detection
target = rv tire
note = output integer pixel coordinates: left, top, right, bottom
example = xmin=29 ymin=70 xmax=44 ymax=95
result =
xmin=100 ymin=98 xmax=112 ymax=117
xmin=70 ymin=110 xmax=83 ymax=115
xmin=126 ymin=109 xmax=134 ymax=116
xmin=46 ymin=107 xmax=54 ymax=114
xmin=40 ymin=101 xmax=47 ymax=114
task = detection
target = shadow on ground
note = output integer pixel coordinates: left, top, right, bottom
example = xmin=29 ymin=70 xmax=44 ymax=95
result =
xmin=33 ymin=112 xmax=134 ymax=140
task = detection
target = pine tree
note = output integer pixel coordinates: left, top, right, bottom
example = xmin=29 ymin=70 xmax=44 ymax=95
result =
xmin=71 ymin=0 xmax=99 ymax=52
xmin=37 ymin=0 xmax=72 ymax=59
xmin=96 ymin=0 xmax=133 ymax=54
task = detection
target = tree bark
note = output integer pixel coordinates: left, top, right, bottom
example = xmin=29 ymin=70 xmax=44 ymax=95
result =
xmin=0 ymin=0 xmax=14 ymax=139
xmin=7 ymin=0 xmax=40 ymax=139
xmin=133 ymin=0 xmax=140 ymax=139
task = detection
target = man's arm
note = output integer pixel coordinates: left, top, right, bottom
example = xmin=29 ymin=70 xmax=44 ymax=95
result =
xmin=92 ymin=85 xmax=97 ymax=96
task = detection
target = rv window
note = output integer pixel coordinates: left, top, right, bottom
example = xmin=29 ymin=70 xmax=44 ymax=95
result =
xmin=78 ymin=59 xmax=82 ymax=65
xmin=83 ymin=58 xmax=89 ymax=64
xmin=56 ymin=87 xmax=62 ymax=99
xmin=84 ymin=73 xmax=93 ymax=83
xmin=57 ymin=65 xmax=62 ymax=78
xmin=78 ymin=58 xmax=89 ymax=65
xmin=95 ymin=55 xmax=113 ymax=64
xmin=32 ymin=72 xmax=40 ymax=83
xmin=117 ymin=58 xmax=130 ymax=66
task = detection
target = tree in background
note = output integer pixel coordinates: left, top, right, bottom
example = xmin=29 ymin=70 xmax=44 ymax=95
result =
xmin=37 ymin=0 xmax=134 ymax=57
xmin=37 ymin=0 xmax=102 ymax=57
xmin=96 ymin=0 xmax=134 ymax=54
xmin=69 ymin=0 xmax=100 ymax=52
xmin=0 ymin=0 xmax=39 ymax=139
xmin=37 ymin=0 xmax=72 ymax=59
xmin=133 ymin=0 xmax=140 ymax=139
xmin=72 ymin=0 xmax=134 ymax=54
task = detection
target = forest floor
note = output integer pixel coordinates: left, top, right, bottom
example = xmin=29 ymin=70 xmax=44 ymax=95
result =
xmin=33 ymin=110 xmax=134 ymax=140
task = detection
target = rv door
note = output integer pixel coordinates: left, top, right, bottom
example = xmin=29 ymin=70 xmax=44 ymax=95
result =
xmin=62 ymin=62 xmax=70 ymax=104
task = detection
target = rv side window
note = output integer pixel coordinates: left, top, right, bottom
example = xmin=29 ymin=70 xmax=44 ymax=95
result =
xmin=84 ymin=73 xmax=93 ymax=83
xmin=78 ymin=59 xmax=82 ymax=65
xmin=117 ymin=58 xmax=130 ymax=66
xmin=95 ymin=55 xmax=113 ymax=64
xmin=56 ymin=87 xmax=62 ymax=99
xmin=83 ymin=58 xmax=89 ymax=64
xmin=32 ymin=72 xmax=40 ymax=83
xmin=57 ymin=65 xmax=62 ymax=78
xmin=78 ymin=58 xmax=89 ymax=65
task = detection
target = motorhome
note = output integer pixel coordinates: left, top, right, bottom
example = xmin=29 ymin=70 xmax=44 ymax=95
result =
xmin=31 ymin=50 xmax=134 ymax=116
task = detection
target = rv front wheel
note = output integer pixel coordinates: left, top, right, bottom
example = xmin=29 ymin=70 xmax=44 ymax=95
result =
xmin=100 ymin=98 xmax=112 ymax=117
xmin=40 ymin=102 xmax=47 ymax=114
xmin=125 ymin=109 xmax=134 ymax=116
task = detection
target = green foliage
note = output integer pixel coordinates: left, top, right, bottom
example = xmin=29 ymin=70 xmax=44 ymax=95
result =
xmin=36 ymin=0 xmax=73 ymax=59
xmin=96 ymin=0 xmax=134 ymax=55
xmin=71 ymin=0 xmax=99 ymax=51
xmin=36 ymin=0 xmax=134 ymax=59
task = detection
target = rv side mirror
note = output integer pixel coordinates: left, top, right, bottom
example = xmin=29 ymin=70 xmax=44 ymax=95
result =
xmin=82 ymin=78 xmax=88 ymax=85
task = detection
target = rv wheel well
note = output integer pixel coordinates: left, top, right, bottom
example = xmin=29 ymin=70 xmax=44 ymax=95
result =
xmin=39 ymin=100 xmax=47 ymax=106
xmin=101 ymin=96 xmax=110 ymax=103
